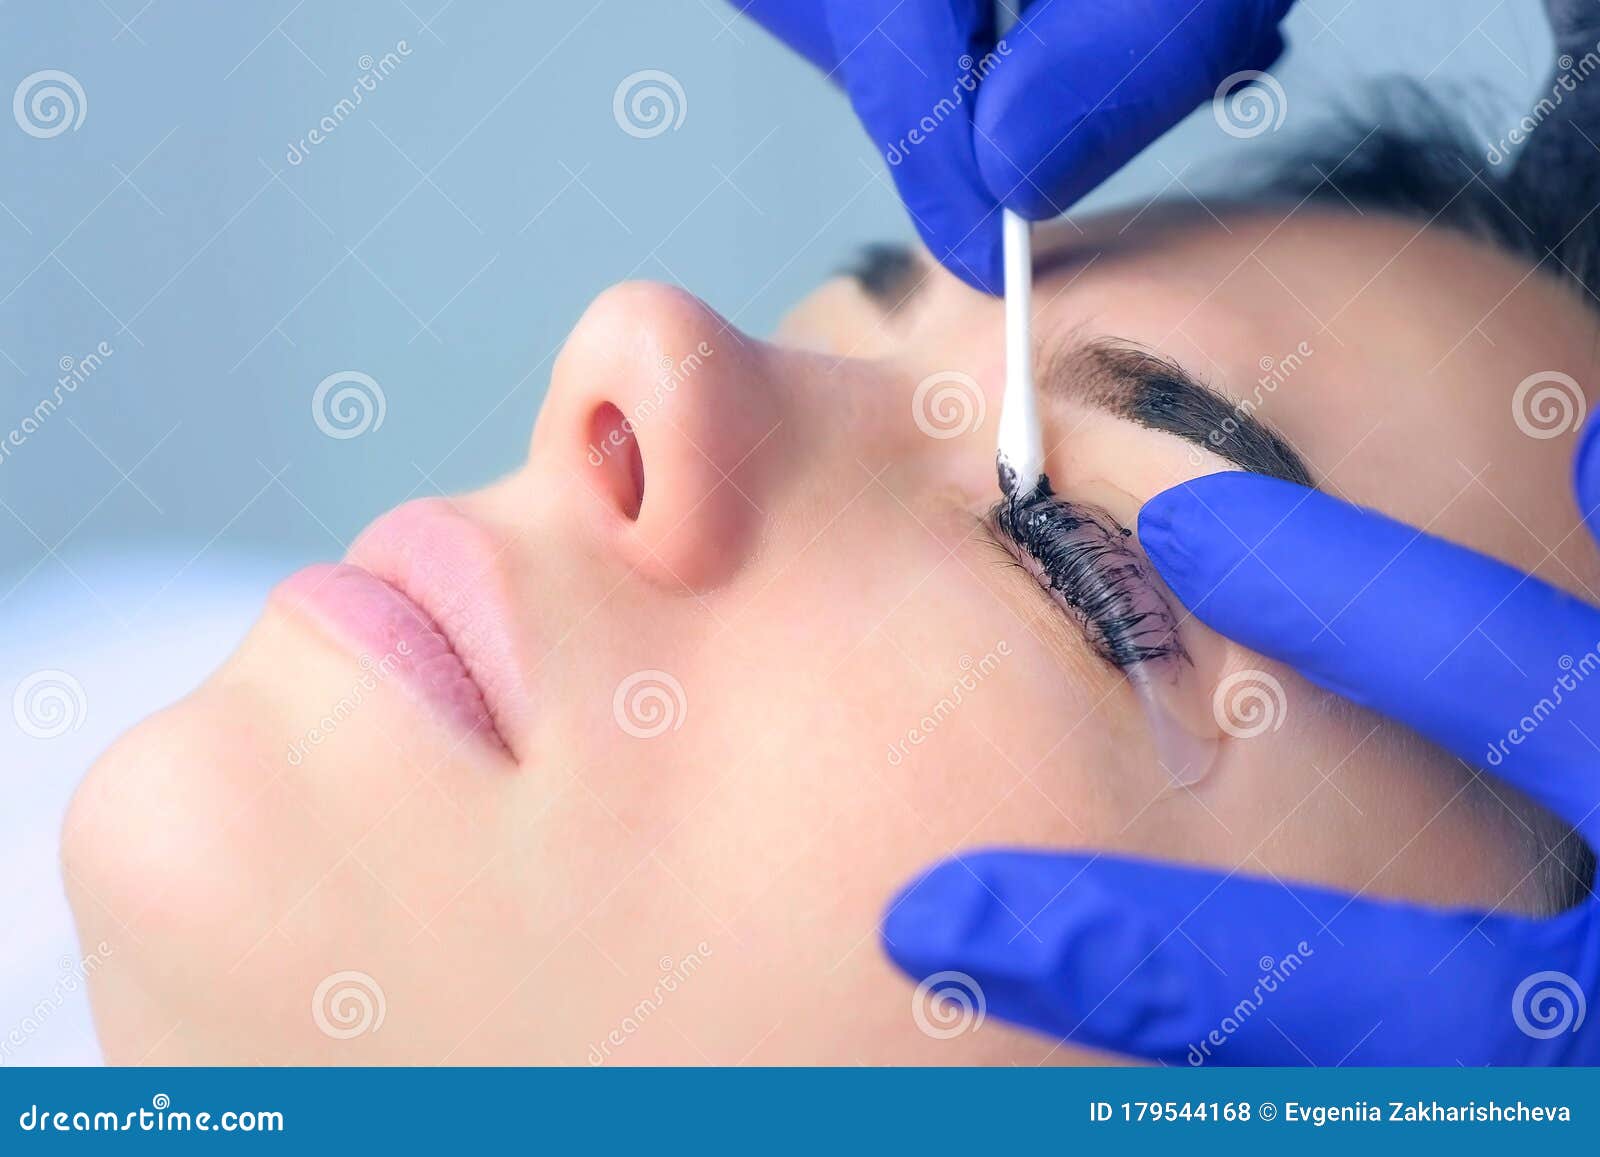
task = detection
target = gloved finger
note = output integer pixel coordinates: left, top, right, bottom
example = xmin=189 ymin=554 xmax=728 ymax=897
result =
xmin=1138 ymin=473 xmax=1600 ymax=841
xmin=882 ymin=849 xmax=1599 ymax=1065
xmin=1572 ymin=413 xmax=1600 ymax=542
xmin=976 ymin=0 xmax=1294 ymax=217
xmin=737 ymin=1 xmax=839 ymax=74
xmin=824 ymin=0 xmax=1004 ymax=292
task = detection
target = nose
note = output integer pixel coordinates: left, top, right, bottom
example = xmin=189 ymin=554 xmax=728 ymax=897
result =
xmin=532 ymin=282 xmax=787 ymax=591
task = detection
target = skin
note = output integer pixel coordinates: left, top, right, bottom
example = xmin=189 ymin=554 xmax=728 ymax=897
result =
xmin=63 ymin=205 xmax=1600 ymax=1065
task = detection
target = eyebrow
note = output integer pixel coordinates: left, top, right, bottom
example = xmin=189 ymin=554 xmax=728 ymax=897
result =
xmin=846 ymin=246 xmax=1315 ymax=485
xmin=1041 ymin=337 xmax=1316 ymax=487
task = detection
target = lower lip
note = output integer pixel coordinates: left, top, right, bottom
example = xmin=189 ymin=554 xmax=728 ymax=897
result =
xmin=272 ymin=562 xmax=506 ymax=752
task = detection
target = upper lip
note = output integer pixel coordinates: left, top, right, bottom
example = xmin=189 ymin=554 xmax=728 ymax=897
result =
xmin=345 ymin=497 xmax=530 ymax=756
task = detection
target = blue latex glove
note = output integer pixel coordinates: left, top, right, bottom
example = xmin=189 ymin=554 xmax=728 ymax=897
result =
xmin=883 ymin=454 xmax=1600 ymax=1064
xmin=738 ymin=0 xmax=1297 ymax=292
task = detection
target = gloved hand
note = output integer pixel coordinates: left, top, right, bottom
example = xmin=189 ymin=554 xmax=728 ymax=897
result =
xmin=738 ymin=0 xmax=1298 ymax=292
xmin=881 ymin=453 xmax=1600 ymax=1064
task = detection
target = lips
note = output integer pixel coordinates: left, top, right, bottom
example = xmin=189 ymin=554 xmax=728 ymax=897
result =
xmin=271 ymin=499 xmax=528 ymax=760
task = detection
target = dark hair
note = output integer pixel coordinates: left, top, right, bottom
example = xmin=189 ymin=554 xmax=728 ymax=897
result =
xmin=1250 ymin=80 xmax=1600 ymax=305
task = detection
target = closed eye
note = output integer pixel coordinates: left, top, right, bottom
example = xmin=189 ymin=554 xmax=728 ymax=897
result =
xmin=986 ymin=476 xmax=1187 ymax=674
xmin=842 ymin=242 xmax=924 ymax=316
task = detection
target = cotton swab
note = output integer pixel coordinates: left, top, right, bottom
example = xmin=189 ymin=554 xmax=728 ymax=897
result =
xmin=991 ymin=2 xmax=1045 ymax=499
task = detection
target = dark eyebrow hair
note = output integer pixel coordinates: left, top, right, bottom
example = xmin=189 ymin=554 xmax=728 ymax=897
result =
xmin=1042 ymin=337 xmax=1316 ymax=488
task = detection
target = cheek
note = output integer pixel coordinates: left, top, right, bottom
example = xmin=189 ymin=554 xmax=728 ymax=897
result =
xmin=855 ymin=517 xmax=1189 ymax=851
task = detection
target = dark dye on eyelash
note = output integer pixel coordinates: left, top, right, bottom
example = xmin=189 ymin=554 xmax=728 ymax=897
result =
xmin=991 ymin=476 xmax=1187 ymax=671
xmin=996 ymin=455 xmax=1025 ymax=500
xmin=992 ymin=477 xmax=1220 ymax=788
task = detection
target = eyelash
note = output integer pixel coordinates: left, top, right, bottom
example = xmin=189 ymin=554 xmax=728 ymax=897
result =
xmin=843 ymin=242 xmax=917 ymax=302
xmin=988 ymin=479 xmax=1188 ymax=671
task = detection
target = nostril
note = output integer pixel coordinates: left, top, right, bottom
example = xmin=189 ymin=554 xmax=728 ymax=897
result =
xmin=587 ymin=402 xmax=645 ymax=521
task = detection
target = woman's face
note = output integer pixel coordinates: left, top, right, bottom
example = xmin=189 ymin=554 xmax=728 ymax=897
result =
xmin=66 ymin=205 xmax=1598 ymax=1064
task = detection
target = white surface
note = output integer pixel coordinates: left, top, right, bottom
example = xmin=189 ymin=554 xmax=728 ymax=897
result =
xmin=999 ymin=209 xmax=1045 ymax=493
